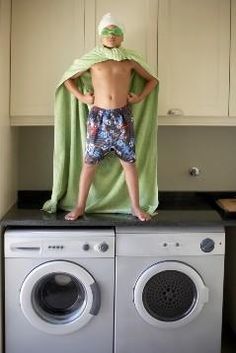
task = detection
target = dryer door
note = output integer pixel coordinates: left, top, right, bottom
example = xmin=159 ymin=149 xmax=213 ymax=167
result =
xmin=20 ymin=260 xmax=100 ymax=335
xmin=133 ymin=261 xmax=209 ymax=328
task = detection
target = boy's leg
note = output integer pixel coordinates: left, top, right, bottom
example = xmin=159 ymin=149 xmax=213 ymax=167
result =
xmin=65 ymin=162 xmax=98 ymax=220
xmin=119 ymin=159 xmax=151 ymax=221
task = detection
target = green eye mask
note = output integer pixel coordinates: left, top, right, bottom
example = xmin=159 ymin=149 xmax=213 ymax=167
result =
xmin=101 ymin=27 xmax=123 ymax=37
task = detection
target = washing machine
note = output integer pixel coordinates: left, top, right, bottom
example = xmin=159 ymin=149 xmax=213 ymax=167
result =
xmin=115 ymin=226 xmax=225 ymax=353
xmin=4 ymin=228 xmax=115 ymax=353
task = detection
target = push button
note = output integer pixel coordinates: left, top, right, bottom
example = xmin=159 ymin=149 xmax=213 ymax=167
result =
xmin=82 ymin=243 xmax=90 ymax=251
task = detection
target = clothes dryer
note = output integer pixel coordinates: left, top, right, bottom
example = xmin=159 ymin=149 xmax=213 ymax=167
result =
xmin=4 ymin=228 xmax=115 ymax=353
xmin=115 ymin=226 xmax=225 ymax=353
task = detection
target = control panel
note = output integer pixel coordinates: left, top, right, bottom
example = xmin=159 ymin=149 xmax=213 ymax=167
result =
xmin=4 ymin=229 xmax=115 ymax=258
xmin=115 ymin=231 xmax=225 ymax=257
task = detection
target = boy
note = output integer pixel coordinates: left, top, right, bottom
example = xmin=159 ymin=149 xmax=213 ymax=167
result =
xmin=64 ymin=13 xmax=158 ymax=221
xmin=42 ymin=13 xmax=159 ymax=220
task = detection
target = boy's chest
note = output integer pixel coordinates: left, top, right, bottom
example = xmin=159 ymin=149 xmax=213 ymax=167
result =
xmin=91 ymin=60 xmax=132 ymax=76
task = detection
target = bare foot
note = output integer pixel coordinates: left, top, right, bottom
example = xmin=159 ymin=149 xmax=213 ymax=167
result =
xmin=132 ymin=207 xmax=152 ymax=221
xmin=65 ymin=207 xmax=84 ymax=221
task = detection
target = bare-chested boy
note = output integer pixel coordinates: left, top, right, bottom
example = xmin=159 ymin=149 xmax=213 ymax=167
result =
xmin=64 ymin=14 xmax=158 ymax=222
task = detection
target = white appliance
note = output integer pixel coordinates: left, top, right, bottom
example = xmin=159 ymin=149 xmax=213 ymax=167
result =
xmin=115 ymin=226 xmax=225 ymax=353
xmin=4 ymin=228 xmax=115 ymax=353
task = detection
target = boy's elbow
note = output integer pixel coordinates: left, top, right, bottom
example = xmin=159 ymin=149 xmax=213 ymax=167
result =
xmin=153 ymin=77 xmax=159 ymax=86
xmin=64 ymin=78 xmax=72 ymax=87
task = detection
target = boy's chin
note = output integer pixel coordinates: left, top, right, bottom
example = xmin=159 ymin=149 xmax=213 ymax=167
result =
xmin=103 ymin=44 xmax=121 ymax=49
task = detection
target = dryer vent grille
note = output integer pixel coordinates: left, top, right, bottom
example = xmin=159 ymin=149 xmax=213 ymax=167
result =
xmin=142 ymin=270 xmax=197 ymax=322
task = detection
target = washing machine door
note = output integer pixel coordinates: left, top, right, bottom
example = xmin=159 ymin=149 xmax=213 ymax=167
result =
xmin=133 ymin=261 xmax=209 ymax=328
xmin=20 ymin=260 xmax=100 ymax=335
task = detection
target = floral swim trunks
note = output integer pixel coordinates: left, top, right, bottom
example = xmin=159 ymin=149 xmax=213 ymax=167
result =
xmin=85 ymin=105 xmax=136 ymax=164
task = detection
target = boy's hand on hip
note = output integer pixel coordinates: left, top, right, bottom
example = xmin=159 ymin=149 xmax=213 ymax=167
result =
xmin=127 ymin=92 xmax=142 ymax=104
xmin=81 ymin=92 xmax=95 ymax=105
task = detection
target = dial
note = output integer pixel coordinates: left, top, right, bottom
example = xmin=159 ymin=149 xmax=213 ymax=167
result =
xmin=200 ymin=238 xmax=215 ymax=253
xmin=98 ymin=242 xmax=109 ymax=253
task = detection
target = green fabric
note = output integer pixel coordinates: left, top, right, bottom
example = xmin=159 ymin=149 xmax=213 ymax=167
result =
xmin=42 ymin=45 xmax=159 ymax=214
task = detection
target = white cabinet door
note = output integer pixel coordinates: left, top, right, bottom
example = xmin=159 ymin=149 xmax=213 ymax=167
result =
xmin=11 ymin=0 xmax=84 ymax=118
xmin=158 ymin=0 xmax=230 ymax=119
xmin=85 ymin=0 xmax=158 ymax=72
xmin=229 ymin=0 xmax=236 ymax=117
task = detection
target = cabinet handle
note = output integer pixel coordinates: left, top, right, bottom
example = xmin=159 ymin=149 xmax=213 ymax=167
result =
xmin=167 ymin=108 xmax=184 ymax=116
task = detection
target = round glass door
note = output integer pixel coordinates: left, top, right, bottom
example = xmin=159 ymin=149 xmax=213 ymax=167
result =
xmin=20 ymin=260 xmax=100 ymax=335
xmin=133 ymin=261 xmax=209 ymax=328
xmin=32 ymin=272 xmax=86 ymax=324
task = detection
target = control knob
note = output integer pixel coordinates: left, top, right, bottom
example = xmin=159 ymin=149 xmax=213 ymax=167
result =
xmin=200 ymin=238 xmax=215 ymax=253
xmin=97 ymin=242 xmax=109 ymax=253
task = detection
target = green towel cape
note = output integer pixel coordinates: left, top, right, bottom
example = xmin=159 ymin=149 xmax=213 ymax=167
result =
xmin=42 ymin=45 xmax=159 ymax=214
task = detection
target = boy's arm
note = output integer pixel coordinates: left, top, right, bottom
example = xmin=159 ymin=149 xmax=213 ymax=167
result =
xmin=128 ymin=60 xmax=159 ymax=104
xmin=64 ymin=71 xmax=94 ymax=105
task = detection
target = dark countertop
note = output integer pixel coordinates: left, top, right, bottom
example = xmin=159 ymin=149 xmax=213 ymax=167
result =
xmin=0 ymin=204 xmax=225 ymax=230
xmin=1 ymin=191 xmax=236 ymax=229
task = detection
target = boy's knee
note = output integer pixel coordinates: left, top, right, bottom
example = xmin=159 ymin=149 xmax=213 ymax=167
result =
xmin=119 ymin=159 xmax=136 ymax=168
xmin=83 ymin=161 xmax=98 ymax=169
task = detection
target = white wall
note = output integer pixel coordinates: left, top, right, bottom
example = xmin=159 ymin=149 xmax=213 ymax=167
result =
xmin=18 ymin=126 xmax=236 ymax=191
xmin=0 ymin=0 xmax=18 ymax=349
xmin=0 ymin=0 xmax=18 ymax=218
